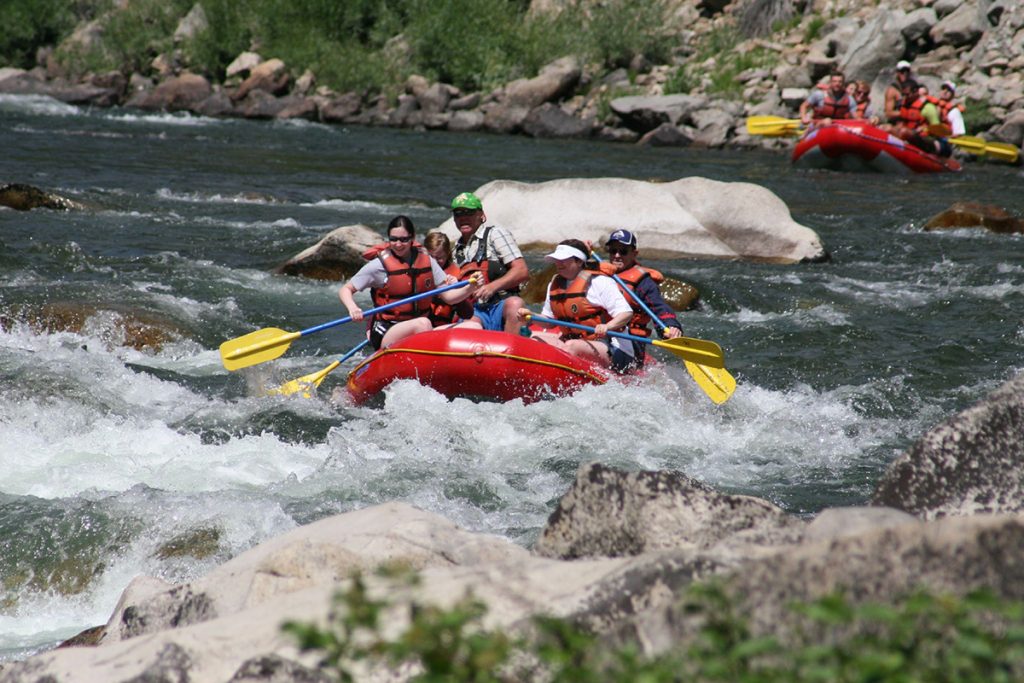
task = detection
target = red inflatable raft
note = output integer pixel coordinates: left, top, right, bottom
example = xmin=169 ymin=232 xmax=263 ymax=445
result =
xmin=345 ymin=327 xmax=608 ymax=405
xmin=792 ymin=120 xmax=961 ymax=174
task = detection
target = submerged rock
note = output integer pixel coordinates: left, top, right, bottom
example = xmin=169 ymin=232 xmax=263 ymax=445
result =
xmin=0 ymin=183 xmax=87 ymax=211
xmin=923 ymin=201 xmax=1024 ymax=234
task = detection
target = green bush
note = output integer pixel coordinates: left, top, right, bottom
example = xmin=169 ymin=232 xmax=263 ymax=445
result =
xmin=285 ymin=570 xmax=1024 ymax=683
xmin=962 ymin=97 xmax=1001 ymax=135
xmin=0 ymin=0 xmax=79 ymax=68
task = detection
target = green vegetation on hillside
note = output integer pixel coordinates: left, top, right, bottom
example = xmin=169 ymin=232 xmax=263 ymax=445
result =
xmin=1 ymin=0 xmax=680 ymax=95
xmin=285 ymin=567 xmax=1024 ymax=682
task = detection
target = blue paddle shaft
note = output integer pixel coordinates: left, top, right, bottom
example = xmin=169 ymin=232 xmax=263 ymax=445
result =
xmin=336 ymin=338 xmax=370 ymax=362
xmin=590 ymin=252 xmax=669 ymax=333
xmin=528 ymin=314 xmax=654 ymax=346
xmin=300 ymin=280 xmax=470 ymax=338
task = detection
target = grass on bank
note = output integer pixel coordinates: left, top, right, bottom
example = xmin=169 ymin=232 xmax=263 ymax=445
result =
xmin=284 ymin=566 xmax=1024 ymax=683
xmin=1 ymin=0 xmax=681 ymax=96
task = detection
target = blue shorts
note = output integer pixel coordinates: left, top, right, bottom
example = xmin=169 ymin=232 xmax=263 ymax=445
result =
xmin=609 ymin=338 xmax=643 ymax=374
xmin=473 ymin=301 xmax=505 ymax=331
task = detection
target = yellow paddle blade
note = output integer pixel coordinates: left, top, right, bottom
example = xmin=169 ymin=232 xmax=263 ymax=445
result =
xmin=949 ymin=136 xmax=1019 ymax=163
xmin=220 ymin=327 xmax=301 ymax=371
xmin=745 ymin=115 xmax=803 ymax=137
xmin=685 ymin=361 xmax=736 ymax=405
xmin=651 ymin=336 xmax=725 ymax=368
xmin=266 ymin=360 xmax=341 ymax=398
xmin=983 ymin=140 xmax=1020 ymax=163
xmin=949 ymin=135 xmax=986 ymax=154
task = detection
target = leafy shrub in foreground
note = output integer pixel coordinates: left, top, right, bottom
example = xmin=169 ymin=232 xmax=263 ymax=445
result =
xmin=285 ymin=568 xmax=1024 ymax=683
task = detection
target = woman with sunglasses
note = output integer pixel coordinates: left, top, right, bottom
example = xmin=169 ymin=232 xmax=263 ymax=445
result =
xmin=339 ymin=215 xmax=479 ymax=350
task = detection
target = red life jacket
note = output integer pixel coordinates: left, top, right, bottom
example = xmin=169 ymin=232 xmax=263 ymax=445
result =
xmin=428 ymin=262 xmax=463 ymax=325
xmin=548 ymin=271 xmax=609 ymax=339
xmin=899 ymin=97 xmax=926 ymax=126
xmin=598 ymin=262 xmax=665 ymax=337
xmin=368 ymin=248 xmax=435 ymax=322
xmin=814 ymin=91 xmax=853 ymax=119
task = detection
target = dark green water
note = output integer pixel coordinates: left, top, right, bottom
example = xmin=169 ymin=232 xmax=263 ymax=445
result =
xmin=1 ymin=94 xmax=1022 ymax=657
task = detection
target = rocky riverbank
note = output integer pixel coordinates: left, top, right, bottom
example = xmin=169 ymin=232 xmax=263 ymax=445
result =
xmin=1 ymin=370 xmax=1022 ymax=682
xmin=2 ymin=0 xmax=1024 ymax=154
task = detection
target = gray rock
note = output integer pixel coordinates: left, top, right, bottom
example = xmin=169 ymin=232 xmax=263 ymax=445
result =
xmin=838 ymin=9 xmax=907 ymax=82
xmin=417 ymin=82 xmax=451 ymax=114
xmin=225 ymin=52 xmax=262 ymax=79
xmin=901 ymin=7 xmax=938 ymax=42
xmin=521 ymin=103 xmax=594 ymax=138
xmin=447 ymin=110 xmax=485 ymax=132
xmin=388 ymin=93 xmax=419 ymax=126
xmin=173 ymin=3 xmax=209 ymax=44
xmin=448 ymin=92 xmax=481 ymax=111
xmin=610 ymin=94 xmax=708 ymax=133
xmin=273 ymin=224 xmax=383 ymax=280
xmin=227 ymin=655 xmax=333 ymax=683
xmin=232 ymin=58 xmax=289 ymax=101
xmin=233 ymin=90 xmax=287 ymax=119
xmin=991 ymin=109 xmax=1024 ymax=146
xmin=930 ymin=2 xmax=986 ymax=48
xmin=134 ymin=72 xmax=211 ymax=112
xmin=193 ymin=90 xmax=234 ymax=118
xmin=502 ymin=55 xmax=581 ymax=108
xmin=533 ymin=463 xmax=798 ymax=560
xmin=275 ymin=95 xmax=317 ymax=121
xmin=482 ymin=102 xmax=530 ymax=134
xmin=318 ymin=92 xmax=361 ymax=123
xmin=637 ymin=123 xmax=693 ymax=147
xmin=0 ymin=184 xmax=87 ymax=212
xmin=872 ymin=372 xmax=1024 ymax=519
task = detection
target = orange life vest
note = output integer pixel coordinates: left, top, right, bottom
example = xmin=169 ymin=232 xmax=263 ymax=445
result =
xmin=368 ymin=248 xmax=435 ymax=322
xmin=598 ymin=262 xmax=665 ymax=337
xmin=937 ymin=98 xmax=965 ymax=124
xmin=899 ymin=97 xmax=926 ymax=126
xmin=548 ymin=271 xmax=609 ymax=339
xmin=854 ymin=98 xmax=870 ymax=119
xmin=428 ymin=262 xmax=463 ymax=325
xmin=814 ymin=91 xmax=853 ymax=119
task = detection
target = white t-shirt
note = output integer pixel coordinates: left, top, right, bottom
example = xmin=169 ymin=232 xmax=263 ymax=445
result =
xmin=542 ymin=274 xmax=635 ymax=356
xmin=947 ymin=107 xmax=966 ymax=136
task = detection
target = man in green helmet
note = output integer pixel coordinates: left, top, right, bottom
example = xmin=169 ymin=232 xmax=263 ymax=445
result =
xmin=450 ymin=191 xmax=529 ymax=334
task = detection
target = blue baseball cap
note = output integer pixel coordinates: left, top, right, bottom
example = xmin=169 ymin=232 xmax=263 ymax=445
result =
xmin=605 ymin=229 xmax=637 ymax=248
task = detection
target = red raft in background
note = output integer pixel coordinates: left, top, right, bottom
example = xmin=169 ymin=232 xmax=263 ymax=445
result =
xmin=345 ymin=327 xmax=609 ymax=405
xmin=792 ymin=120 xmax=961 ymax=174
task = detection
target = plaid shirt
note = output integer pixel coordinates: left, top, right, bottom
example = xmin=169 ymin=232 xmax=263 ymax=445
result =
xmin=454 ymin=223 xmax=523 ymax=268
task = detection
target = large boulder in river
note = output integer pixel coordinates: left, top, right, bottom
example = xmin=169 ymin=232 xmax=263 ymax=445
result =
xmin=533 ymin=463 xmax=802 ymax=561
xmin=273 ymin=224 xmax=384 ymax=280
xmin=924 ymin=202 xmax=1024 ymax=234
xmin=438 ymin=177 xmax=827 ymax=263
xmin=871 ymin=372 xmax=1024 ymax=519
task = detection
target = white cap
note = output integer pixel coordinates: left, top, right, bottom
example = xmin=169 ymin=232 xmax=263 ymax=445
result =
xmin=544 ymin=244 xmax=587 ymax=262
xmin=896 ymin=60 xmax=912 ymax=71
xmin=942 ymin=80 xmax=957 ymax=93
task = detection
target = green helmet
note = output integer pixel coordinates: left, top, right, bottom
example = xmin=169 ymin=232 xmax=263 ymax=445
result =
xmin=451 ymin=192 xmax=483 ymax=211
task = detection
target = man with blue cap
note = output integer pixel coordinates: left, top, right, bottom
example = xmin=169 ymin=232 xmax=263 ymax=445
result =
xmin=599 ymin=229 xmax=684 ymax=366
xmin=450 ymin=191 xmax=529 ymax=334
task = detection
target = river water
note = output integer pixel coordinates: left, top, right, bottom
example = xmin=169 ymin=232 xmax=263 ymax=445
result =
xmin=1 ymin=93 xmax=1022 ymax=660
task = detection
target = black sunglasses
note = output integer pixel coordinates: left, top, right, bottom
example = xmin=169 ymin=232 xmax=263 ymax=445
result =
xmin=452 ymin=209 xmax=476 ymax=217
xmin=607 ymin=245 xmax=633 ymax=256
xmin=388 ymin=235 xmax=413 ymax=243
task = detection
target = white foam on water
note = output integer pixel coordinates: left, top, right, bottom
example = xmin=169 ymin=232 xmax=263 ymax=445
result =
xmin=0 ymin=93 xmax=79 ymax=116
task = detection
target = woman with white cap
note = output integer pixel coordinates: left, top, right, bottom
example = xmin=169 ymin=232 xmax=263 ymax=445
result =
xmin=517 ymin=239 xmax=638 ymax=372
xmin=939 ymin=81 xmax=966 ymax=136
